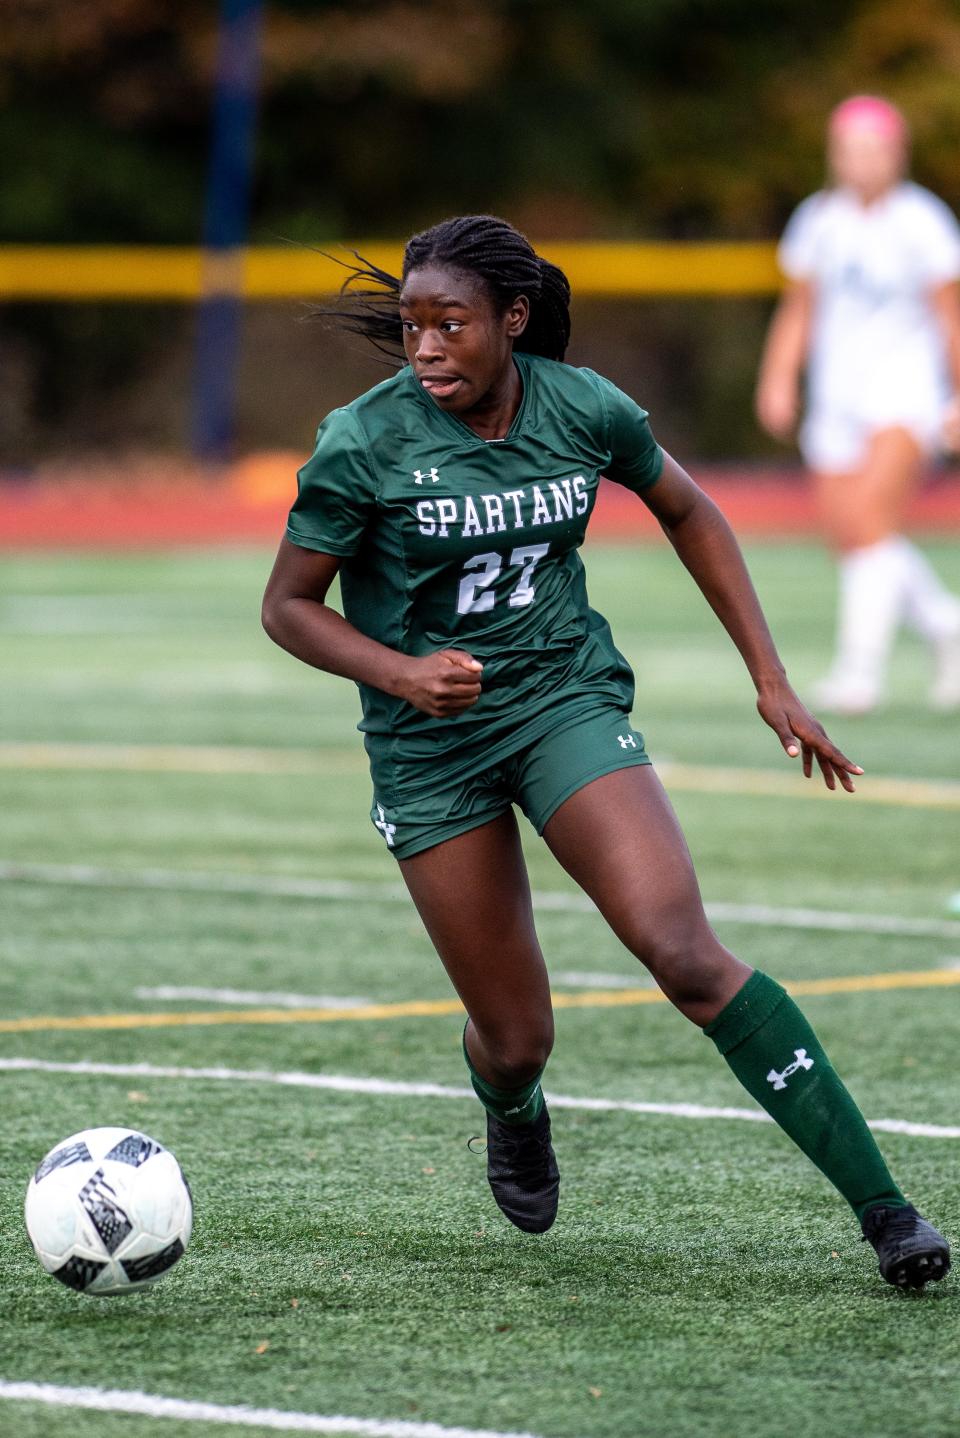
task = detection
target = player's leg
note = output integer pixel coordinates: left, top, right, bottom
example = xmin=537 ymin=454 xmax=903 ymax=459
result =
xmin=542 ymin=765 xmax=949 ymax=1284
xmin=811 ymin=424 xmax=960 ymax=710
xmin=810 ymin=427 xmax=919 ymax=712
xmin=543 ymin=764 xmax=746 ymax=1023
xmin=398 ymin=811 xmax=559 ymax=1231
xmin=870 ymin=430 xmax=960 ymax=709
xmin=400 ymin=810 xmax=552 ymax=1094
xmin=815 ymin=424 xmax=920 ymax=550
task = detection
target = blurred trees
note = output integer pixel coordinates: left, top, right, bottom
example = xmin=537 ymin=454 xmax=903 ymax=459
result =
xmin=3 ymin=0 xmax=960 ymax=460
xmin=4 ymin=0 xmax=960 ymax=244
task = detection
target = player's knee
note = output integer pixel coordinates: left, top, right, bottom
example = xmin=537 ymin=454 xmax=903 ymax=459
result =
xmin=657 ymin=952 xmax=732 ymax=1012
xmin=631 ymin=913 xmax=727 ymax=1005
xmin=628 ymin=906 xmax=697 ymax=969
xmin=481 ymin=1020 xmax=554 ymax=1085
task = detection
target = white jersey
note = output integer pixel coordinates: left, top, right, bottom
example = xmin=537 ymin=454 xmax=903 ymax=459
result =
xmin=779 ymin=181 xmax=960 ymax=424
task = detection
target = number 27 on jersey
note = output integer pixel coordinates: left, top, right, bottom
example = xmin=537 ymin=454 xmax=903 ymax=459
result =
xmin=456 ymin=544 xmax=550 ymax=615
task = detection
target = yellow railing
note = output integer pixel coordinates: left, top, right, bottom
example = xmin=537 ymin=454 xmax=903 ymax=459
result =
xmin=0 ymin=242 xmax=783 ymax=300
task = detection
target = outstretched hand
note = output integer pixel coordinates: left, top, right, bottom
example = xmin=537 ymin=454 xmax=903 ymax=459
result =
xmin=757 ymin=677 xmax=864 ymax=792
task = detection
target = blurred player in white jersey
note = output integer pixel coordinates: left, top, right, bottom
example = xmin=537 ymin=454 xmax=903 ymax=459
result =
xmin=756 ymin=95 xmax=960 ymax=714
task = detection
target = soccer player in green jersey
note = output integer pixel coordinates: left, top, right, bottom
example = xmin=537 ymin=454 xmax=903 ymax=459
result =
xmin=263 ymin=214 xmax=949 ymax=1288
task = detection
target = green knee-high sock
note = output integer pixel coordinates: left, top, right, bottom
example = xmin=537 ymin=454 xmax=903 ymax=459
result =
xmin=705 ymin=970 xmax=905 ymax=1221
xmin=462 ymin=1029 xmax=544 ymax=1127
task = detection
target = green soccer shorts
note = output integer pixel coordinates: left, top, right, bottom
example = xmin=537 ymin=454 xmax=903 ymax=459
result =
xmin=369 ymin=705 xmax=651 ymax=860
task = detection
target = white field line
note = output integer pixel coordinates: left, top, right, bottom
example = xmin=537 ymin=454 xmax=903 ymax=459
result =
xmin=553 ymin=970 xmax=655 ymax=989
xmin=135 ymin=986 xmax=372 ymax=1010
xmin=4 ymin=859 xmax=960 ymax=941
xmin=701 ymin=901 xmax=960 ymax=941
xmin=0 ymin=860 xmax=408 ymax=903
xmin=2 ymin=1057 xmax=957 ymax=1140
xmin=0 ymin=1381 xmax=551 ymax=1438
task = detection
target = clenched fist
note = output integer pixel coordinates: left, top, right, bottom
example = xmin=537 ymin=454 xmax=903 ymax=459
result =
xmin=397 ymin=649 xmax=483 ymax=717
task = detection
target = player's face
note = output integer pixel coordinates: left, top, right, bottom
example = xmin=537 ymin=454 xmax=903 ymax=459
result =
xmin=399 ymin=265 xmax=529 ymax=415
xmin=829 ymin=124 xmax=905 ymax=200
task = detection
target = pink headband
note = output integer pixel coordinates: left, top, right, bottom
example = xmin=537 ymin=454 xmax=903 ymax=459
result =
xmin=829 ymin=96 xmax=907 ymax=141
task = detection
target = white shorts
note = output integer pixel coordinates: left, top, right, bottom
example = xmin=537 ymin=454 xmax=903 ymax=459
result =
xmin=799 ymin=405 xmax=943 ymax=473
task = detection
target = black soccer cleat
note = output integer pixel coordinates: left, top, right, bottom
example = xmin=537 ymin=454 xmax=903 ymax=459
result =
xmin=484 ymin=1103 xmax=560 ymax=1234
xmin=861 ymin=1202 xmax=951 ymax=1290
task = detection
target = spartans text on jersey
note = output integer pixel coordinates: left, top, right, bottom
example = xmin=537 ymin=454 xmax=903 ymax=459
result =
xmin=415 ymin=476 xmax=590 ymax=539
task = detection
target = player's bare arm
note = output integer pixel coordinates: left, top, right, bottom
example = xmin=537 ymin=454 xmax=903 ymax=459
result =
xmin=642 ymin=454 xmax=863 ymax=791
xmin=930 ymin=279 xmax=960 ymax=450
xmin=263 ymin=539 xmax=482 ymax=718
xmin=754 ymin=278 xmax=813 ymax=440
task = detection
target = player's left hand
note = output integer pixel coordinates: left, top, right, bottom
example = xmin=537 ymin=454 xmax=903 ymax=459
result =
xmin=756 ymin=677 xmax=864 ymax=792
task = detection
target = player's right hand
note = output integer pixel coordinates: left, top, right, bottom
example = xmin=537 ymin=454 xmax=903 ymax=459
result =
xmin=941 ymin=395 xmax=960 ymax=454
xmin=397 ymin=649 xmax=483 ymax=717
xmin=755 ymin=374 xmax=799 ymax=441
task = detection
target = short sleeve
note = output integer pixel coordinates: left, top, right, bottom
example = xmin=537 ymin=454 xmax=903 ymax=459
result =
xmin=778 ymin=194 xmax=823 ymax=281
xmin=286 ymin=408 xmax=377 ymax=557
xmin=911 ymin=191 xmax=960 ymax=287
xmin=586 ymin=371 xmax=664 ymax=494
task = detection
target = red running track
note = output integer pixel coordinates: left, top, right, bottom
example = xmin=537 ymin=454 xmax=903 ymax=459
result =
xmin=2 ymin=464 xmax=960 ymax=548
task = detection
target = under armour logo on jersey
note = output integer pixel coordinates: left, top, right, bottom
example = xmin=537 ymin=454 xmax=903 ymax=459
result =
xmin=413 ymin=467 xmax=441 ymax=485
xmin=766 ymin=1048 xmax=814 ymax=1091
xmin=374 ymin=803 xmax=396 ymax=847
xmin=617 ymin=733 xmax=638 ymax=749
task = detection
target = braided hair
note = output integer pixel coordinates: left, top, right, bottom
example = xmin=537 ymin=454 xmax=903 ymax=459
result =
xmin=317 ymin=215 xmax=571 ymax=364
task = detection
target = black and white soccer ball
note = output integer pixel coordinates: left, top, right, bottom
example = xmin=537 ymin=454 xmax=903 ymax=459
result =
xmin=24 ymin=1127 xmax=192 ymax=1297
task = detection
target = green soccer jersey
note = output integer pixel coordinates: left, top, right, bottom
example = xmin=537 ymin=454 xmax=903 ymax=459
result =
xmin=286 ymin=352 xmax=663 ymax=768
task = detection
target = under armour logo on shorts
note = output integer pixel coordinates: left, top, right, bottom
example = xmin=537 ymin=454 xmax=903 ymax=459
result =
xmin=374 ymin=803 xmax=396 ymax=847
xmin=766 ymin=1048 xmax=814 ymax=1091
xmin=413 ymin=467 xmax=440 ymax=485
xmin=617 ymin=733 xmax=637 ymax=749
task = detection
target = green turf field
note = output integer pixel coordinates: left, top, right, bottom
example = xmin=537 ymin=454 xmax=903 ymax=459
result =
xmin=1 ymin=539 xmax=959 ymax=1438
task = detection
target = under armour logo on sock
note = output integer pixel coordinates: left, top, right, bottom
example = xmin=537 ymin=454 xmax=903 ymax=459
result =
xmin=766 ymin=1048 xmax=814 ymax=1091
xmin=617 ymin=733 xmax=637 ymax=749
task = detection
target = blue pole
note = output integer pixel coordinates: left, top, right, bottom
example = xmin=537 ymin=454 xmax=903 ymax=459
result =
xmin=192 ymin=0 xmax=264 ymax=462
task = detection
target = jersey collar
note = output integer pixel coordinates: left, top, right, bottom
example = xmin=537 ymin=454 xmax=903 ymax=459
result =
xmin=404 ymin=354 xmax=530 ymax=447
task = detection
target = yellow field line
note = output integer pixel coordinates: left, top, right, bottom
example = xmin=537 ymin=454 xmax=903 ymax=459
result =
xmin=3 ymin=742 xmax=959 ymax=810
xmin=787 ymin=970 xmax=960 ymax=996
xmin=2 ymin=969 xmax=958 ymax=1035
xmin=659 ymin=762 xmax=960 ymax=811
xmin=0 ymin=997 xmax=465 ymax=1034
xmin=0 ymin=742 xmax=339 ymax=775
xmin=0 ymin=243 xmax=783 ymax=301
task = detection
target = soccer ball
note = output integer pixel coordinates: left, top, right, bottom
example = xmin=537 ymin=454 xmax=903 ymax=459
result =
xmin=24 ymin=1126 xmax=192 ymax=1297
